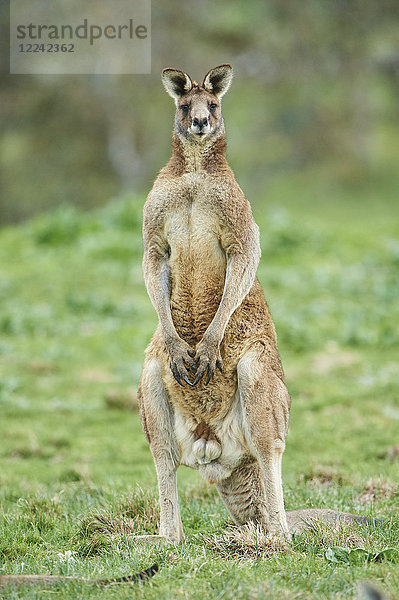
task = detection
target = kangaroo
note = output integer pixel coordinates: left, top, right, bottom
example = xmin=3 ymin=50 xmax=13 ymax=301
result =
xmin=137 ymin=65 xmax=373 ymax=543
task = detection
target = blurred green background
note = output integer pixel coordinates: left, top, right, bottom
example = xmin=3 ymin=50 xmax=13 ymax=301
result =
xmin=1 ymin=0 xmax=399 ymax=223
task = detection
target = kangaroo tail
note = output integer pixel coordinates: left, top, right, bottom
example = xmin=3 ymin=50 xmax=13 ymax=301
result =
xmin=286 ymin=508 xmax=378 ymax=535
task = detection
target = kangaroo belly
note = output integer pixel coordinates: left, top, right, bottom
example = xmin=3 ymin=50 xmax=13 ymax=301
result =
xmin=174 ymin=391 xmax=250 ymax=483
xmin=165 ymin=203 xmax=227 ymax=344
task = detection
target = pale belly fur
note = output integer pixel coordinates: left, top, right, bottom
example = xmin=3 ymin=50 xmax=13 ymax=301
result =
xmin=162 ymin=197 xmax=240 ymax=429
xmin=165 ymin=199 xmax=226 ymax=345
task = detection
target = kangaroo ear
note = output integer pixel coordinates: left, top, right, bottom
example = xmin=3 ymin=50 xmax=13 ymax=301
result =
xmin=202 ymin=64 xmax=233 ymax=98
xmin=162 ymin=68 xmax=193 ymax=100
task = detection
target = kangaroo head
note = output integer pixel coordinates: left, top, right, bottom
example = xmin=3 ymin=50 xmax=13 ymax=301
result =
xmin=162 ymin=65 xmax=233 ymax=142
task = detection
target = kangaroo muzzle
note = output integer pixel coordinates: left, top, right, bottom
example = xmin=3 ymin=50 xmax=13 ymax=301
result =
xmin=190 ymin=115 xmax=211 ymax=136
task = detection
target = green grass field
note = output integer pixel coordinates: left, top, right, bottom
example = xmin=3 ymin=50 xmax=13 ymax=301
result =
xmin=0 ymin=179 xmax=398 ymax=599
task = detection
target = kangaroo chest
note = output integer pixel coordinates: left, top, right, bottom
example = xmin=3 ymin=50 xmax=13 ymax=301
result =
xmin=164 ymin=176 xmax=225 ymax=268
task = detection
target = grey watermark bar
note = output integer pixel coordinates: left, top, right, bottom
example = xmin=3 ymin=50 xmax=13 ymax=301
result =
xmin=10 ymin=0 xmax=151 ymax=74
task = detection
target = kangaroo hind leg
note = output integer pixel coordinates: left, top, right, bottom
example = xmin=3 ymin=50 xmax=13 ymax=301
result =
xmin=138 ymin=356 xmax=184 ymax=543
xmin=236 ymin=341 xmax=290 ymax=538
xmin=216 ymin=461 xmax=269 ymax=525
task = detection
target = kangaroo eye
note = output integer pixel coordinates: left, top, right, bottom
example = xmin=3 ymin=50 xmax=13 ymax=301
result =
xmin=180 ymin=104 xmax=189 ymax=113
xmin=209 ymin=103 xmax=218 ymax=111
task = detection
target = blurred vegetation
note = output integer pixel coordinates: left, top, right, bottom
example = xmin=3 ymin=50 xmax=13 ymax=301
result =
xmin=1 ymin=0 xmax=399 ymax=222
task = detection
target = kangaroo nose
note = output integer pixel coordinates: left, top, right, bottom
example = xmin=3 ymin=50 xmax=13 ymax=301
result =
xmin=193 ymin=117 xmax=208 ymax=128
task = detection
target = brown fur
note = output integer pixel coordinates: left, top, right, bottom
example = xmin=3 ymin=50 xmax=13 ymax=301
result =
xmin=137 ymin=65 xmax=370 ymax=544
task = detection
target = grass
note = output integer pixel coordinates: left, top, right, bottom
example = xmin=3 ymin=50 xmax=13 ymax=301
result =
xmin=0 ymin=177 xmax=398 ymax=599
